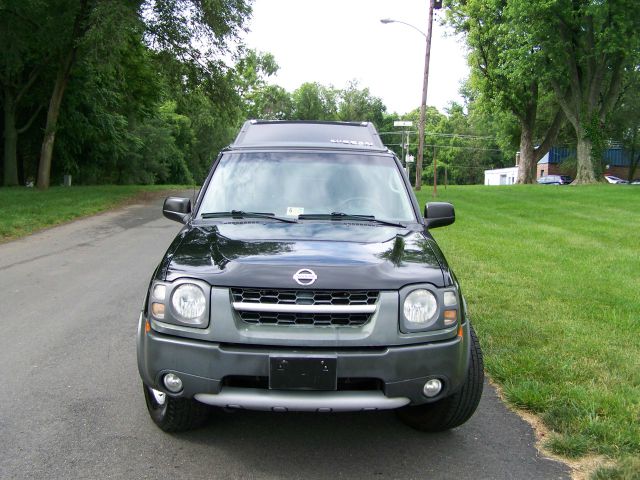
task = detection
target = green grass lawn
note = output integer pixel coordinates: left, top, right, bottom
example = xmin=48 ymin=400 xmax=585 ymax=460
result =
xmin=416 ymin=184 xmax=640 ymax=478
xmin=0 ymin=185 xmax=189 ymax=242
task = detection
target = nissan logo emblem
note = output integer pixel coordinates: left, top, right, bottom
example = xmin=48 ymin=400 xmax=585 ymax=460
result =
xmin=293 ymin=269 xmax=317 ymax=286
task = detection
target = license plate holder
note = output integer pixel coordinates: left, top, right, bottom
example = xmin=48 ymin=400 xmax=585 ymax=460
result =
xmin=269 ymin=355 xmax=337 ymax=391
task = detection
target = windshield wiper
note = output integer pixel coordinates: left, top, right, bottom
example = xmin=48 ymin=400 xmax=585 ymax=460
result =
xmin=298 ymin=212 xmax=406 ymax=228
xmin=201 ymin=210 xmax=298 ymax=224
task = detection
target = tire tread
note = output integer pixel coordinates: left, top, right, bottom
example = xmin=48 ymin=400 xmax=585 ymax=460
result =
xmin=396 ymin=325 xmax=484 ymax=432
xmin=143 ymin=384 xmax=210 ymax=433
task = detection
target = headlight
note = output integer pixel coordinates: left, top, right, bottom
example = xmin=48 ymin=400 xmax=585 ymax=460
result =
xmin=171 ymin=284 xmax=206 ymax=324
xmin=403 ymin=289 xmax=438 ymax=327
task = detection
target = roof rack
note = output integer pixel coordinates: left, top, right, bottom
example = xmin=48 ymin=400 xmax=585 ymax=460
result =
xmin=230 ymin=120 xmax=386 ymax=151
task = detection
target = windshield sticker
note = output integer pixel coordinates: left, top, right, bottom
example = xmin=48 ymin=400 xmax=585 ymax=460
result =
xmin=286 ymin=207 xmax=304 ymax=216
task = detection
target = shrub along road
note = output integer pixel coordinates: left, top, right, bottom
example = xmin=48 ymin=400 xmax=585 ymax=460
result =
xmin=0 ymin=192 xmax=569 ymax=479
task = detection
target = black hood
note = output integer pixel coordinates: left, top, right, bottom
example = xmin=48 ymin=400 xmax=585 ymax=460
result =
xmin=160 ymin=222 xmax=447 ymax=289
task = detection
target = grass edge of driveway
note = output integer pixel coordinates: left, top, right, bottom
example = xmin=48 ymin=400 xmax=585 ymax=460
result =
xmin=0 ymin=185 xmax=191 ymax=243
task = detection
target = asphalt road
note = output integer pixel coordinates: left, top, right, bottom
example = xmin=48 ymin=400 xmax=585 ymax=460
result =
xmin=0 ymin=193 xmax=570 ymax=479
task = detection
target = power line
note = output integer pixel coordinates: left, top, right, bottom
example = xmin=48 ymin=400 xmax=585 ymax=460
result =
xmin=385 ymin=143 xmax=503 ymax=152
xmin=379 ymin=131 xmax=495 ymax=140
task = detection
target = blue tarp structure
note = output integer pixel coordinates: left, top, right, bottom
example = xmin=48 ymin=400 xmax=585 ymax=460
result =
xmin=538 ymin=146 xmax=633 ymax=166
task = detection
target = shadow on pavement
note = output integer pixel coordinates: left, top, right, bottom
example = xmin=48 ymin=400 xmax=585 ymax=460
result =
xmin=171 ymin=382 xmax=570 ymax=480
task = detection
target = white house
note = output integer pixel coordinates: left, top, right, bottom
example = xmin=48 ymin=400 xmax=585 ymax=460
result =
xmin=484 ymin=166 xmax=518 ymax=185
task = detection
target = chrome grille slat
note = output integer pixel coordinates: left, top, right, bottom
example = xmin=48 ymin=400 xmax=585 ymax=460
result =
xmin=231 ymin=288 xmax=378 ymax=305
xmin=230 ymin=288 xmax=379 ymax=327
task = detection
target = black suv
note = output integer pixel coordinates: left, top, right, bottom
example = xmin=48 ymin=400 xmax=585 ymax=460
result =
xmin=137 ymin=120 xmax=483 ymax=432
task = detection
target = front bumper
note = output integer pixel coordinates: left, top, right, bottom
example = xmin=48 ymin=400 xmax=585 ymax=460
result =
xmin=137 ymin=315 xmax=470 ymax=410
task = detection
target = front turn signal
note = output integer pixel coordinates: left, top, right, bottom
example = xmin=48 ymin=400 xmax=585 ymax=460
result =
xmin=151 ymin=302 xmax=165 ymax=319
xmin=444 ymin=309 xmax=457 ymax=326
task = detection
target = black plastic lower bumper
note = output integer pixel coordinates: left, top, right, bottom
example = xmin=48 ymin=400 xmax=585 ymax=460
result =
xmin=137 ymin=315 xmax=470 ymax=406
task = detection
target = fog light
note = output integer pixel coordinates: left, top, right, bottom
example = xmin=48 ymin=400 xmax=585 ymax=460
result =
xmin=163 ymin=373 xmax=183 ymax=393
xmin=423 ymin=379 xmax=442 ymax=398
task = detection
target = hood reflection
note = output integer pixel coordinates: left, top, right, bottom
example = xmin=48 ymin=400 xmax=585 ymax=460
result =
xmin=165 ymin=222 xmax=445 ymax=288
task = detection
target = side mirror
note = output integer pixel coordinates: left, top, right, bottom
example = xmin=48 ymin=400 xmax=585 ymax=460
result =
xmin=163 ymin=196 xmax=191 ymax=223
xmin=424 ymin=202 xmax=455 ymax=229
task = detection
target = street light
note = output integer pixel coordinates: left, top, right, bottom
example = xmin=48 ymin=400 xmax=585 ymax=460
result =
xmin=381 ymin=0 xmax=440 ymax=194
xmin=380 ymin=18 xmax=427 ymax=39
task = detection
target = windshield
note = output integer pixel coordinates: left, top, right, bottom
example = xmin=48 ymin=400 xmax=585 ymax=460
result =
xmin=197 ymin=152 xmax=416 ymax=222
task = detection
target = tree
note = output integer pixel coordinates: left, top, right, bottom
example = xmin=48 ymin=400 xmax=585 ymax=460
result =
xmin=52 ymin=32 xmax=160 ymax=184
xmin=538 ymin=1 xmax=640 ymax=183
xmin=0 ymin=0 xmax=55 ymax=186
xmin=457 ymin=80 xmax=521 ymax=167
xmin=608 ymin=69 xmax=640 ymax=181
xmin=248 ymin=85 xmax=293 ymax=120
xmin=235 ymin=50 xmax=278 ymax=102
xmin=377 ymin=100 xmax=504 ymax=186
xmin=432 ymin=103 xmax=503 ymax=185
xmin=34 ymin=0 xmax=252 ymax=188
xmin=233 ymin=50 xmax=292 ymax=120
xmin=447 ymin=0 xmax=564 ymax=184
xmin=291 ymin=82 xmax=338 ymax=120
xmin=337 ymin=81 xmax=386 ymax=126
xmin=36 ymin=0 xmax=94 ymax=188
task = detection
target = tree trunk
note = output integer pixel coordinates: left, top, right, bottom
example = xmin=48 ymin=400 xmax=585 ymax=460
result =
xmin=3 ymin=88 xmax=19 ymax=186
xmin=629 ymin=152 xmax=639 ymax=183
xmin=629 ymin=155 xmax=639 ymax=182
xmin=575 ymin=131 xmax=596 ymax=183
xmin=36 ymin=0 xmax=88 ymax=189
xmin=515 ymin=81 xmax=539 ymax=184
xmin=517 ymin=125 xmax=537 ymax=183
xmin=627 ymin=129 xmax=638 ymax=182
xmin=36 ymin=66 xmax=70 ymax=189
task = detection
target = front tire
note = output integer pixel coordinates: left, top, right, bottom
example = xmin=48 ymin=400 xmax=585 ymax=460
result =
xmin=397 ymin=325 xmax=484 ymax=432
xmin=143 ymin=383 xmax=210 ymax=432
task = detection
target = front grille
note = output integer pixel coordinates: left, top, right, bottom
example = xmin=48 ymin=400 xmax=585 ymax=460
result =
xmin=237 ymin=311 xmax=371 ymax=326
xmin=231 ymin=288 xmax=378 ymax=306
xmin=231 ymin=288 xmax=379 ymax=327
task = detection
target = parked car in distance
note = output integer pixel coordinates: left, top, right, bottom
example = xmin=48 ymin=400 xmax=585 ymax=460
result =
xmin=537 ymin=175 xmax=572 ymax=185
xmin=604 ymin=175 xmax=629 ymax=184
xmin=631 ymin=179 xmax=640 ymax=185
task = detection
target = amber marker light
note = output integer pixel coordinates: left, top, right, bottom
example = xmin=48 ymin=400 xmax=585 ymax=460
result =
xmin=151 ymin=302 xmax=165 ymax=319
xmin=444 ymin=309 xmax=457 ymax=326
xmin=145 ymin=319 xmax=151 ymax=333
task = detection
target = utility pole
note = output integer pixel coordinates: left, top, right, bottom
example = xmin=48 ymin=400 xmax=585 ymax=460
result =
xmin=432 ymin=145 xmax=437 ymax=197
xmin=444 ymin=164 xmax=448 ymax=190
xmin=393 ymin=120 xmax=413 ymax=177
xmin=415 ymin=0 xmax=438 ymax=191
xmin=381 ymin=2 xmax=441 ymax=190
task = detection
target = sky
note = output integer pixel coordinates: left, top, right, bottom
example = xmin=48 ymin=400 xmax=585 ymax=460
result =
xmin=241 ymin=0 xmax=470 ymax=115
